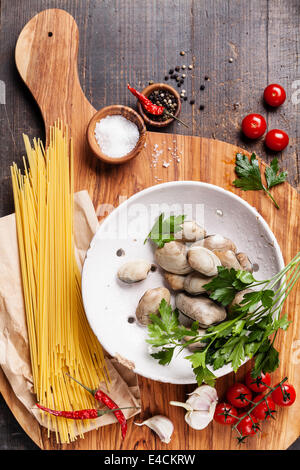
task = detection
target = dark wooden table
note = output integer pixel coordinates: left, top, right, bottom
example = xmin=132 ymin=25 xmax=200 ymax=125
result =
xmin=0 ymin=0 xmax=299 ymax=450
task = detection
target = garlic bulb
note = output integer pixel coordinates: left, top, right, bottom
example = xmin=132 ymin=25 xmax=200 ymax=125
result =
xmin=135 ymin=415 xmax=174 ymax=444
xmin=170 ymin=385 xmax=218 ymax=430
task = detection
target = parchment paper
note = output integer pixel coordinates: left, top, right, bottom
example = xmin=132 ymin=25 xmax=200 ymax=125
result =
xmin=0 ymin=190 xmax=141 ymax=438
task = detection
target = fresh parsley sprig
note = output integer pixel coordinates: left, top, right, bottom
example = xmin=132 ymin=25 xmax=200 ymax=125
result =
xmin=233 ymin=153 xmax=287 ymax=210
xmin=147 ymin=252 xmax=300 ymax=385
xmin=147 ymin=299 xmax=198 ymax=365
xmin=144 ymin=213 xmax=185 ymax=248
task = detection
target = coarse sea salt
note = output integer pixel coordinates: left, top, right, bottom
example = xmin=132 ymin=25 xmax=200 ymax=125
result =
xmin=94 ymin=115 xmax=139 ymax=158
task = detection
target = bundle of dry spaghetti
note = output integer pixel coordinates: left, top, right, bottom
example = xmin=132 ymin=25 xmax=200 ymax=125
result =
xmin=10 ymin=122 xmax=109 ymax=443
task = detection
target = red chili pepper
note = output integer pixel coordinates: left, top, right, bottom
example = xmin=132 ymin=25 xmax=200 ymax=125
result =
xmin=127 ymin=84 xmax=164 ymax=116
xmin=66 ymin=374 xmax=132 ymax=439
xmin=94 ymin=389 xmax=128 ymax=439
xmin=36 ymin=403 xmax=129 ymax=420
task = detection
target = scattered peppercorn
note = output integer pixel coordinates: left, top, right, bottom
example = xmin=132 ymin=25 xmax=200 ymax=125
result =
xmin=188 ymin=64 xmax=193 ymax=70
xmin=182 ymin=65 xmax=186 ymax=70
xmin=204 ymin=75 xmax=210 ymax=80
xmin=169 ymin=69 xmax=174 ymax=74
xmin=228 ymin=58 xmax=233 ymax=63
xmin=184 ymin=97 xmax=188 ymax=101
xmin=199 ymin=104 xmax=205 ymax=110
xmin=182 ymin=74 xmax=186 ymax=78
xmin=190 ymin=99 xmax=195 ymax=105
xmin=164 ymin=75 xmax=169 ymax=81
xmin=200 ymin=84 xmax=205 ymax=90
xmin=149 ymin=80 xmax=154 ymax=85
xmin=175 ymin=66 xmax=180 ymax=72
xmin=180 ymin=51 xmax=185 ymax=56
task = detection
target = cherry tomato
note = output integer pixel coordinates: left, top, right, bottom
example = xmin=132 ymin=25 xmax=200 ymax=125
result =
xmin=226 ymin=383 xmax=252 ymax=408
xmin=237 ymin=414 xmax=259 ymax=436
xmin=245 ymin=370 xmax=271 ymax=393
xmin=214 ymin=402 xmax=238 ymax=425
xmin=271 ymin=383 xmax=296 ymax=407
xmin=265 ymin=129 xmax=289 ymax=151
xmin=241 ymin=114 xmax=267 ymax=139
xmin=264 ymin=84 xmax=286 ymax=107
xmin=252 ymin=394 xmax=276 ymax=421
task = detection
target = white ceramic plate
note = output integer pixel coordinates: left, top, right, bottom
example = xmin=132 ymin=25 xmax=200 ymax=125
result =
xmin=82 ymin=181 xmax=284 ymax=384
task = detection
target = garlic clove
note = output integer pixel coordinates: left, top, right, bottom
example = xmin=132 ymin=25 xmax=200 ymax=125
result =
xmin=134 ymin=415 xmax=174 ymax=444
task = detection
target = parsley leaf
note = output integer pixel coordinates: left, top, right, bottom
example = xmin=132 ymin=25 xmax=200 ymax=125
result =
xmin=151 ymin=348 xmax=175 ymax=365
xmin=144 ymin=213 xmax=186 ymax=247
xmin=252 ymin=340 xmax=280 ymax=377
xmin=193 ymin=366 xmax=216 ymax=387
xmin=233 ymin=153 xmax=263 ymax=191
xmin=203 ymin=266 xmax=256 ymax=306
xmin=185 ymin=351 xmax=216 ymax=386
xmin=265 ymin=158 xmax=288 ymax=189
xmin=233 ymin=153 xmax=287 ymax=210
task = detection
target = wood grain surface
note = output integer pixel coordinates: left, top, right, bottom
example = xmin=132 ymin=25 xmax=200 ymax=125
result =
xmin=0 ymin=0 xmax=299 ymax=451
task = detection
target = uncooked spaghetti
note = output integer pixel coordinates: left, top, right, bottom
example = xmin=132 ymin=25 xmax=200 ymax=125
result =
xmin=11 ymin=122 xmax=109 ymax=443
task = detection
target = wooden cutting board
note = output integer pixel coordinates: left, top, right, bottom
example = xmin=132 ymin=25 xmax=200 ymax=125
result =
xmin=2 ymin=8 xmax=299 ymax=450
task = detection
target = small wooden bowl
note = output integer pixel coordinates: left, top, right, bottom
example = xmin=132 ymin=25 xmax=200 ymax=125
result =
xmin=137 ymin=83 xmax=181 ymax=128
xmin=87 ymin=105 xmax=147 ymax=164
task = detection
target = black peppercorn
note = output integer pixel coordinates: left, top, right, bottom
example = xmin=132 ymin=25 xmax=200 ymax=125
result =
xmin=199 ymin=104 xmax=205 ymax=110
xmin=144 ymin=87 xmax=179 ymax=122
xmin=190 ymin=99 xmax=195 ymax=105
xmin=200 ymin=84 xmax=205 ymax=90
xmin=169 ymin=69 xmax=174 ymax=74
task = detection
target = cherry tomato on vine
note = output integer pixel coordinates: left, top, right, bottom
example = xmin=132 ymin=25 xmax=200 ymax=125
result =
xmin=226 ymin=383 xmax=252 ymax=408
xmin=241 ymin=114 xmax=267 ymax=139
xmin=214 ymin=402 xmax=238 ymax=425
xmin=237 ymin=414 xmax=260 ymax=436
xmin=264 ymin=84 xmax=286 ymax=107
xmin=271 ymin=383 xmax=296 ymax=407
xmin=252 ymin=394 xmax=276 ymax=421
xmin=265 ymin=129 xmax=289 ymax=151
xmin=245 ymin=370 xmax=271 ymax=393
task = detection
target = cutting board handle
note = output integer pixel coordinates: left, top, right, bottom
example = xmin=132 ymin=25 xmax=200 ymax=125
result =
xmin=15 ymin=8 xmax=96 ymax=142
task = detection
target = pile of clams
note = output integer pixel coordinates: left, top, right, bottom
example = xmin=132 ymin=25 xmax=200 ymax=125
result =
xmin=117 ymin=220 xmax=253 ymax=348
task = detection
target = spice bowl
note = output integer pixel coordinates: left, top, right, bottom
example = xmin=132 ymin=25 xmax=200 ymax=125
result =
xmin=137 ymin=83 xmax=181 ymax=128
xmin=87 ymin=105 xmax=147 ymax=164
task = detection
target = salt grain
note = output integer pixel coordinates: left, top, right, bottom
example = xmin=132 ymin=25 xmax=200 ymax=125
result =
xmin=94 ymin=115 xmax=139 ymax=158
